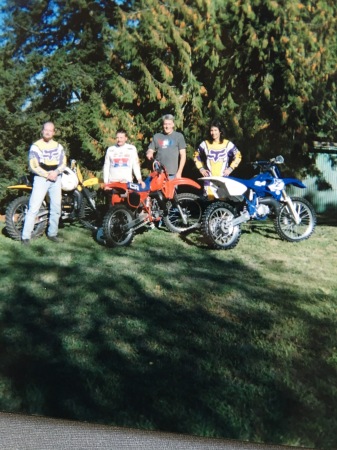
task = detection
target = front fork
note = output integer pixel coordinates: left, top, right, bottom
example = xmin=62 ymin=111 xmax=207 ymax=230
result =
xmin=81 ymin=187 xmax=96 ymax=211
xmin=281 ymin=191 xmax=301 ymax=224
xmin=172 ymin=192 xmax=188 ymax=225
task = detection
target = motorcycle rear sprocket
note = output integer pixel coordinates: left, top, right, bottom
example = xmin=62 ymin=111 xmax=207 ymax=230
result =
xmin=5 ymin=195 xmax=48 ymax=241
xmin=163 ymin=192 xmax=202 ymax=233
xmin=201 ymin=201 xmax=241 ymax=250
xmin=102 ymin=204 xmax=135 ymax=247
xmin=274 ymin=196 xmax=316 ymax=242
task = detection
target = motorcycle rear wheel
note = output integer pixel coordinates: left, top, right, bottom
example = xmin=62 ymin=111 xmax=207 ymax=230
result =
xmin=103 ymin=205 xmax=134 ymax=247
xmin=163 ymin=193 xmax=202 ymax=233
xmin=275 ymin=196 xmax=316 ymax=242
xmin=5 ymin=195 xmax=48 ymax=241
xmin=201 ymin=201 xmax=241 ymax=250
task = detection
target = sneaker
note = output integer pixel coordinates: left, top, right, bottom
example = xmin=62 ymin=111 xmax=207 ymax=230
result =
xmin=21 ymin=239 xmax=30 ymax=245
xmin=47 ymin=235 xmax=62 ymax=243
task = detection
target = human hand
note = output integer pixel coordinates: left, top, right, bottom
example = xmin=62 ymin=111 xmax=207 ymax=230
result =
xmin=223 ymin=168 xmax=233 ymax=177
xmin=146 ymin=150 xmax=154 ymax=160
xmin=200 ymin=168 xmax=210 ymax=177
xmin=47 ymin=170 xmax=59 ymax=182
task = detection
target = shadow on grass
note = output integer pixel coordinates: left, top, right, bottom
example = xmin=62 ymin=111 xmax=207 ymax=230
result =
xmin=0 ymin=232 xmax=336 ymax=449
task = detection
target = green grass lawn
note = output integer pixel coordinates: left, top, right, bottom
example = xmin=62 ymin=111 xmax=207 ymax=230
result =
xmin=0 ymin=218 xmax=336 ymax=448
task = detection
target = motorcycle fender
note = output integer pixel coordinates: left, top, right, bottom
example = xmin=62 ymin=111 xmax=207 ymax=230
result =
xmin=199 ymin=176 xmax=247 ymax=197
xmin=164 ymin=178 xmax=201 ymax=198
xmin=282 ymin=178 xmax=306 ymax=189
xmin=7 ymin=185 xmax=32 ymax=191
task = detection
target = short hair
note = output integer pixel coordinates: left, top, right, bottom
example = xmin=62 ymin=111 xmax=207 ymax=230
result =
xmin=42 ymin=121 xmax=55 ymax=130
xmin=116 ymin=128 xmax=128 ymax=136
xmin=162 ymin=114 xmax=175 ymax=122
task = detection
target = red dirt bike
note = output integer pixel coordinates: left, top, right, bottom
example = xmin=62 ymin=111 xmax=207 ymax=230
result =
xmin=102 ymin=161 xmax=202 ymax=247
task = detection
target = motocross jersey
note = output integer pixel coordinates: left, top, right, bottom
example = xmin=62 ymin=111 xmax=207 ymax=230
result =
xmin=29 ymin=138 xmax=67 ymax=178
xmin=194 ymin=139 xmax=241 ymax=176
xmin=194 ymin=139 xmax=242 ymax=198
xmin=103 ymin=143 xmax=142 ymax=184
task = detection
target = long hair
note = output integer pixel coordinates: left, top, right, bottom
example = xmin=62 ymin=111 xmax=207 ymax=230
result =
xmin=208 ymin=119 xmax=226 ymax=144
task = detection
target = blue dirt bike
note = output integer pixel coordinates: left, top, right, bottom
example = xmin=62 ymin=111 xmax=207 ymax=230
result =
xmin=200 ymin=155 xmax=316 ymax=249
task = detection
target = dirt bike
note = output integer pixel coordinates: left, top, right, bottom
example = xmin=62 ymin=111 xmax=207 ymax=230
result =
xmin=5 ymin=160 xmax=102 ymax=240
xmin=200 ymin=155 xmax=316 ymax=250
xmin=102 ymin=160 xmax=202 ymax=247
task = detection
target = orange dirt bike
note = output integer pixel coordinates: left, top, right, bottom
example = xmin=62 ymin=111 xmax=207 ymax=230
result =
xmin=5 ymin=160 xmax=102 ymax=240
xmin=102 ymin=160 xmax=202 ymax=247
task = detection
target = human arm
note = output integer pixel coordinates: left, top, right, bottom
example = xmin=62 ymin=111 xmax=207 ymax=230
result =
xmin=193 ymin=142 xmax=210 ymax=176
xmin=175 ymin=148 xmax=186 ymax=178
xmin=146 ymin=137 xmax=156 ymax=160
xmin=103 ymin=148 xmax=111 ymax=184
xmin=132 ymin=147 xmax=145 ymax=187
xmin=223 ymin=145 xmax=242 ymax=177
xmin=146 ymin=148 xmax=155 ymax=160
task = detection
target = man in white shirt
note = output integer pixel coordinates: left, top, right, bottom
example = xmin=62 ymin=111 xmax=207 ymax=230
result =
xmin=103 ymin=129 xmax=145 ymax=187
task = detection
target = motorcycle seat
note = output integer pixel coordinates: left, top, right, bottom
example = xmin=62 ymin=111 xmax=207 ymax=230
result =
xmin=127 ymin=177 xmax=151 ymax=192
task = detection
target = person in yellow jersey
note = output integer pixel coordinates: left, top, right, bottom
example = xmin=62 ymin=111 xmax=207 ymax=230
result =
xmin=21 ymin=122 xmax=67 ymax=244
xmin=194 ymin=119 xmax=242 ymax=199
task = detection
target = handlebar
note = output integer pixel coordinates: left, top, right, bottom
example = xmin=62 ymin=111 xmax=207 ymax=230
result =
xmin=251 ymin=155 xmax=284 ymax=171
xmin=152 ymin=159 xmax=168 ymax=175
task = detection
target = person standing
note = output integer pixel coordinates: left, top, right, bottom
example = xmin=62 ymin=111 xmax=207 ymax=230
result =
xmin=21 ymin=122 xmax=67 ymax=244
xmin=103 ymin=129 xmax=145 ymax=187
xmin=194 ymin=119 xmax=242 ymax=198
xmin=146 ymin=114 xmax=186 ymax=179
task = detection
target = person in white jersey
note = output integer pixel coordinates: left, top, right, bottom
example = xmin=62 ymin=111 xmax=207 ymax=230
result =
xmin=103 ymin=129 xmax=145 ymax=188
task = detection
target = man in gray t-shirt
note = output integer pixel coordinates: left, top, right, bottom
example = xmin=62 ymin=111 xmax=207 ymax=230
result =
xmin=146 ymin=114 xmax=186 ymax=178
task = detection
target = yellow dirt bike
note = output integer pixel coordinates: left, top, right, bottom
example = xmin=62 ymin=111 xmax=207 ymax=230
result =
xmin=5 ymin=160 xmax=102 ymax=240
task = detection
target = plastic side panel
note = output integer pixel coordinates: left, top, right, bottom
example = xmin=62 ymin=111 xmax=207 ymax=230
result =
xmin=83 ymin=177 xmax=99 ymax=187
xmin=200 ymin=176 xmax=247 ymax=196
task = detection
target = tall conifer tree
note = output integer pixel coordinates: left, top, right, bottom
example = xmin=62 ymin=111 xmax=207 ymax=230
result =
xmin=0 ymin=0 xmax=336 ymax=203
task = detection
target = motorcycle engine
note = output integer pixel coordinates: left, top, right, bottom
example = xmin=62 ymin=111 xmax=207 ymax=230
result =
xmin=256 ymin=204 xmax=270 ymax=217
xmin=151 ymin=198 xmax=162 ymax=219
xmin=62 ymin=193 xmax=75 ymax=219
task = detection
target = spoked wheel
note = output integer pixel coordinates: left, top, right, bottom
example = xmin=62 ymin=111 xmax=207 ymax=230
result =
xmin=201 ymin=201 xmax=241 ymax=250
xmin=102 ymin=205 xmax=134 ymax=247
xmin=79 ymin=195 xmax=97 ymax=230
xmin=79 ymin=190 xmax=107 ymax=231
xmin=5 ymin=196 xmax=48 ymax=241
xmin=275 ymin=196 xmax=316 ymax=242
xmin=163 ymin=193 xmax=202 ymax=233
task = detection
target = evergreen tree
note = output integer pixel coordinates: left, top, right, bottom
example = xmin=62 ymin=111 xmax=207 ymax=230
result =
xmin=0 ymin=0 xmax=336 ymax=206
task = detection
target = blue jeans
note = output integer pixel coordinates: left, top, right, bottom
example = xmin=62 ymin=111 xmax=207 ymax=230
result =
xmin=22 ymin=175 xmax=62 ymax=239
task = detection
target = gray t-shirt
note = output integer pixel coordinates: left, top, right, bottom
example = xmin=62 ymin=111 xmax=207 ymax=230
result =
xmin=148 ymin=131 xmax=186 ymax=174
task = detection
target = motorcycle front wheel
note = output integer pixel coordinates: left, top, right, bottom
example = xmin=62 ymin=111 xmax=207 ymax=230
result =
xmin=5 ymin=196 xmax=48 ymax=241
xmin=201 ymin=201 xmax=241 ymax=250
xmin=163 ymin=193 xmax=202 ymax=233
xmin=79 ymin=190 xmax=107 ymax=231
xmin=102 ymin=205 xmax=134 ymax=247
xmin=275 ymin=196 xmax=316 ymax=242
